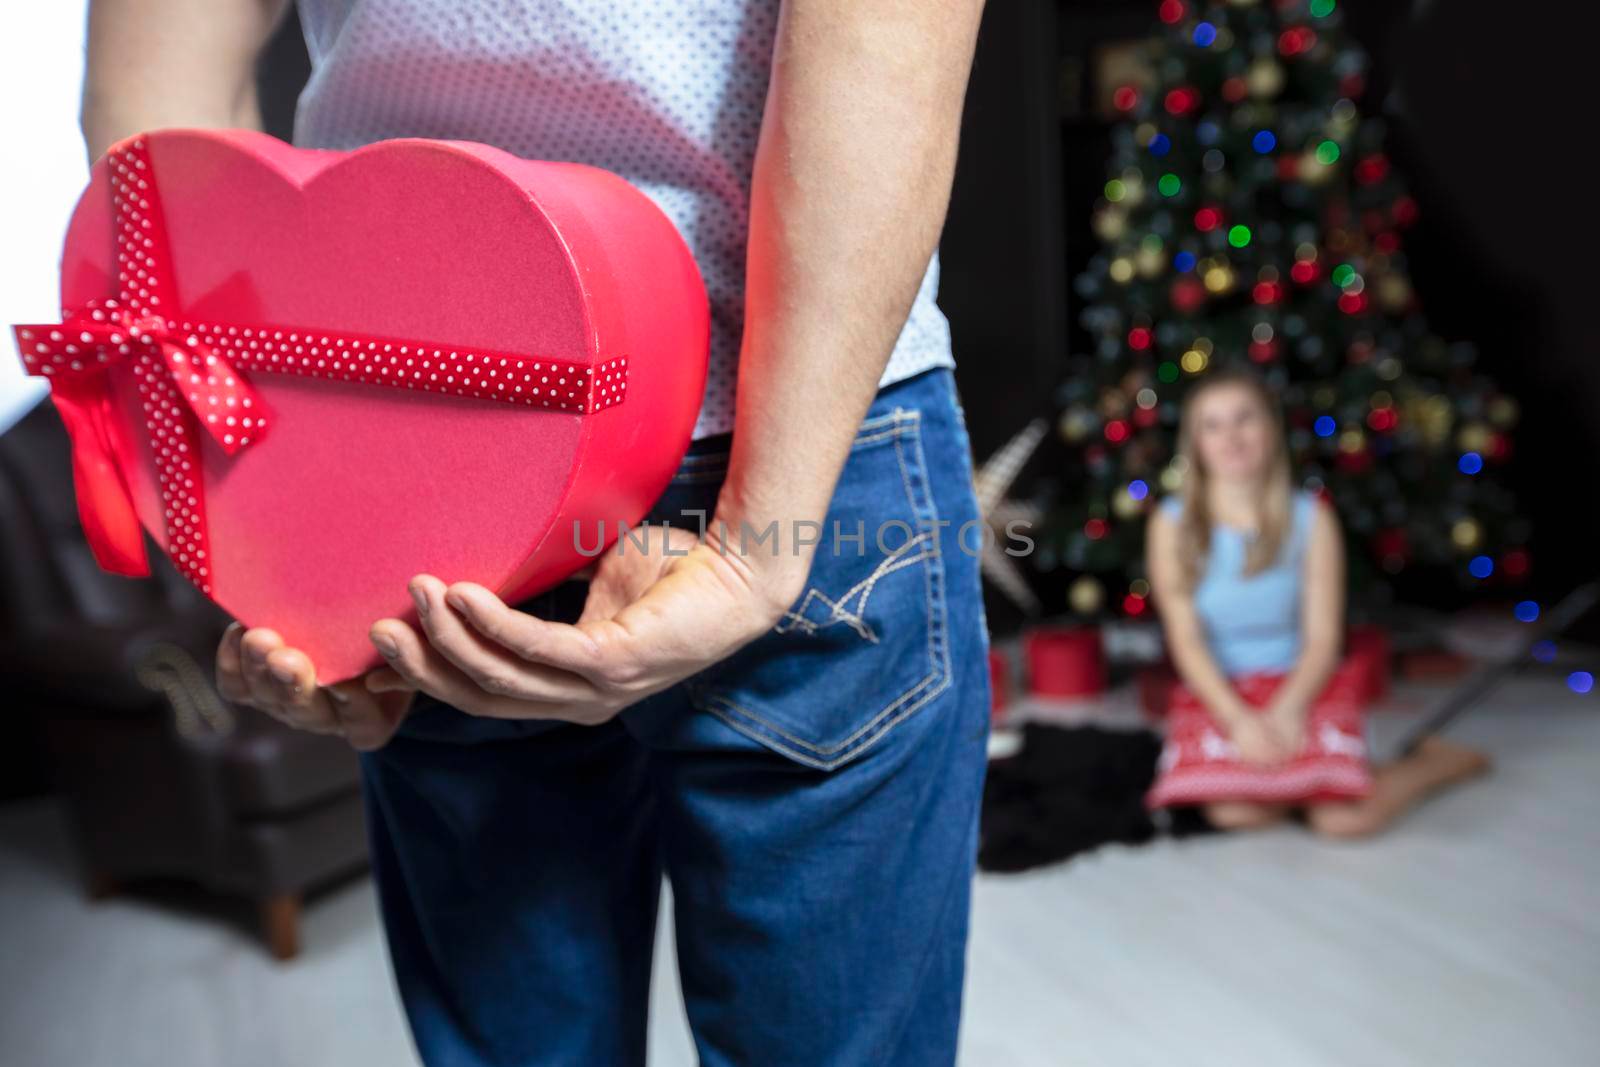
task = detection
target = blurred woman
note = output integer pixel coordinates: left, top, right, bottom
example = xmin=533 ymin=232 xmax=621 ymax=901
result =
xmin=1145 ymin=367 xmax=1488 ymax=836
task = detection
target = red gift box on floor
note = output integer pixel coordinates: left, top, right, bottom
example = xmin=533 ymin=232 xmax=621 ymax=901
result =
xmin=1344 ymin=623 xmax=1391 ymax=704
xmin=989 ymin=647 xmax=1011 ymax=719
xmin=1024 ymin=625 xmax=1106 ymax=699
xmin=12 ymin=128 xmax=709 ymax=682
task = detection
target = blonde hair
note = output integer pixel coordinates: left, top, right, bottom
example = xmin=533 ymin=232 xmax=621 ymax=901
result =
xmin=1172 ymin=366 xmax=1294 ymax=590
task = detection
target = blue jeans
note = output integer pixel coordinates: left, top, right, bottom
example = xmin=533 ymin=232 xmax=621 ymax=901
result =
xmin=359 ymin=368 xmax=992 ymax=1066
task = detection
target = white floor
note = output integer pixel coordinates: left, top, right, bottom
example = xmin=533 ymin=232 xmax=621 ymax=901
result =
xmin=1 ymin=672 xmax=1596 ymax=1067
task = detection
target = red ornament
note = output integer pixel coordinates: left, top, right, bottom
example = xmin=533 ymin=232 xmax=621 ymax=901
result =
xmin=1338 ymin=290 xmax=1368 ymax=315
xmin=1366 ymin=407 xmax=1398 ymax=432
xmin=1392 ymin=196 xmax=1420 ymax=227
xmin=1248 ymin=339 xmax=1279 ymax=363
xmin=1123 ymin=592 xmax=1148 ymax=617
xmin=1355 ymin=155 xmax=1390 ymax=185
xmin=1134 ymin=404 xmax=1160 ymax=428
xmin=1113 ymin=86 xmax=1139 ymax=112
xmin=1025 ymin=626 xmax=1107 ymax=699
xmin=13 ymin=129 xmax=709 ymax=681
xmin=1170 ymin=277 xmax=1207 ymax=313
xmin=1278 ymin=27 xmax=1317 ymax=56
xmin=1290 ymin=259 xmax=1319 ymax=284
xmin=1103 ymin=420 xmax=1129 ymax=444
xmin=1164 ymin=87 xmax=1199 ymax=116
xmin=1193 ymin=206 xmax=1222 ymax=232
xmin=1336 ymin=448 xmax=1373 ymax=474
xmin=1252 ymin=281 xmax=1282 ymax=305
xmin=1158 ymin=0 xmax=1186 ymax=24
xmin=1128 ymin=326 xmax=1152 ymax=351
xmin=1084 ymin=517 xmax=1110 ymax=539
xmin=1501 ymin=549 xmax=1531 ymax=579
xmin=1374 ymin=231 xmax=1401 ymax=254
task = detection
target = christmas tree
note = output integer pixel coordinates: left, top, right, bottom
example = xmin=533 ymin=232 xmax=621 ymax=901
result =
xmin=1046 ymin=0 xmax=1527 ymax=619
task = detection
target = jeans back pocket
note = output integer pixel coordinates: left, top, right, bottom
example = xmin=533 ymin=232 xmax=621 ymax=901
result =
xmin=685 ymin=409 xmax=952 ymax=770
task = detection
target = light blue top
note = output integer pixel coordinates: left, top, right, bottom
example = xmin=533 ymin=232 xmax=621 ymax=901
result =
xmin=1160 ymin=489 xmax=1318 ymax=677
xmin=290 ymin=0 xmax=956 ymax=440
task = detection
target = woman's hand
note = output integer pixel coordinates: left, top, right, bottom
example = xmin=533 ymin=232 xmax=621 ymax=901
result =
xmin=1226 ymin=714 xmax=1292 ymax=767
xmin=1265 ymin=702 xmax=1308 ymax=758
xmin=215 ymin=623 xmax=416 ymax=751
xmin=364 ymin=521 xmax=802 ymax=725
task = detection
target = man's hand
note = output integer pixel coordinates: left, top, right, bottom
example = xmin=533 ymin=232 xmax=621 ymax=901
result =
xmin=216 ymin=622 xmax=415 ymax=750
xmin=366 ymin=522 xmax=800 ymax=725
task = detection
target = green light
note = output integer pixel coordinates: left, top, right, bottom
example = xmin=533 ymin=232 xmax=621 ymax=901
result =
xmin=1315 ymin=140 xmax=1341 ymax=165
xmin=1310 ymin=0 xmax=1336 ymax=16
xmin=1331 ymin=263 xmax=1356 ymax=288
xmin=1158 ymin=173 xmax=1182 ymax=197
xmin=1104 ymin=179 xmax=1126 ymax=202
xmin=1158 ymin=362 xmax=1180 ymax=384
xmin=1227 ymin=225 xmax=1252 ymax=248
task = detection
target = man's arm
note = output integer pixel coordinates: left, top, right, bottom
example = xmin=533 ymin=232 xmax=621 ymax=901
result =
xmin=714 ymin=0 xmax=988 ymax=601
xmin=81 ymin=0 xmax=290 ymax=160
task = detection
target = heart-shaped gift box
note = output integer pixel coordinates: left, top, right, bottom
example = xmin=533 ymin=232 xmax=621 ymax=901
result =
xmin=12 ymin=128 xmax=709 ymax=682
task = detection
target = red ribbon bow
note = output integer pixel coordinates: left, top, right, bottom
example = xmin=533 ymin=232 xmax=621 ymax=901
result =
xmin=11 ymin=135 xmax=628 ymax=595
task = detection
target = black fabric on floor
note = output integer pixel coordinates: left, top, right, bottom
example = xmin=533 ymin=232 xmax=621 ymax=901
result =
xmin=978 ymin=723 xmax=1216 ymax=873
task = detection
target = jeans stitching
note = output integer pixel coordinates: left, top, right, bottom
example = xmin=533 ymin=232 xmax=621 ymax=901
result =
xmin=687 ymin=406 xmax=951 ymax=768
xmin=776 ymin=534 xmax=936 ymax=643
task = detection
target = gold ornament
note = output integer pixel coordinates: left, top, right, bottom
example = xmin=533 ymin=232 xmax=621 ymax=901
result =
xmin=1457 ymin=423 xmax=1491 ymax=452
xmin=1376 ymin=274 xmax=1411 ymax=311
xmin=1451 ymin=518 xmax=1482 ymax=551
xmin=1057 ymin=406 xmax=1097 ymax=444
xmin=1488 ymin=395 xmax=1520 ymax=428
xmin=1069 ymin=575 xmax=1105 ymax=615
xmin=1093 ymin=209 xmax=1127 ymax=242
xmin=1247 ymin=58 xmax=1284 ymax=99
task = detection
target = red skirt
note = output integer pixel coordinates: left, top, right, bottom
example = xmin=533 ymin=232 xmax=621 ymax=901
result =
xmin=1145 ymin=658 xmax=1375 ymax=809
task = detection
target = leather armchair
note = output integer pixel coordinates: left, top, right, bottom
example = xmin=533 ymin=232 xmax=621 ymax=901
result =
xmin=1 ymin=399 xmax=369 ymax=959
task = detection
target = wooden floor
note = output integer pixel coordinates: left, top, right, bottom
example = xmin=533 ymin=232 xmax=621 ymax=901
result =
xmin=1 ymin=671 xmax=1595 ymax=1066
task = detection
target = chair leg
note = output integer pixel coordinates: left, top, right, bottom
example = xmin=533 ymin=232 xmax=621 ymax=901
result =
xmin=261 ymin=892 xmax=301 ymax=961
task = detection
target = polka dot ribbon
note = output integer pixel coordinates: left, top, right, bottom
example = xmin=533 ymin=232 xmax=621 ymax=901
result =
xmin=10 ymin=135 xmax=629 ymax=595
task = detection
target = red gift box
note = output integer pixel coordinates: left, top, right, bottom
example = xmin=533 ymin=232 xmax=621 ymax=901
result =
xmin=12 ymin=129 xmax=709 ymax=682
xmin=1344 ymin=623 xmax=1391 ymax=704
xmin=989 ymin=647 xmax=1011 ymax=719
xmin=1024 ymin=625 xmax=1106 ymax=699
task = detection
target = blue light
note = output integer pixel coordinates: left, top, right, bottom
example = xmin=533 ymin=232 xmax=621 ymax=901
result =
xmin=1514 ymin=600 xmax=1540 ymax=623
xmin=1469 ymin=555 xmax=1494 ymax=579
xmin=1174 ymin=250 xmax=1197 ymax=272
xmin=1570 ymin=671 xmax=1595 ymax=695
xmin=1197 ymin=120 xmax=1221 ymax=145
xmin=1149 ymin=134 xmax=1172 ymax=157
xmin=1129 ymin=479 xmax=1150 ymax=501
xmin=1314 ymin=416 xmax=1336 ymax=437
xmin=1193 ymin=21 xmax=1218 ymax=47
xmin=1252 ymin=130 xmax=1277 ymax=154
xmin=1531 ymin=640 xmax=1558 ymax=663
xmin=1458 ymin=451 xmax=1484 ymax=475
